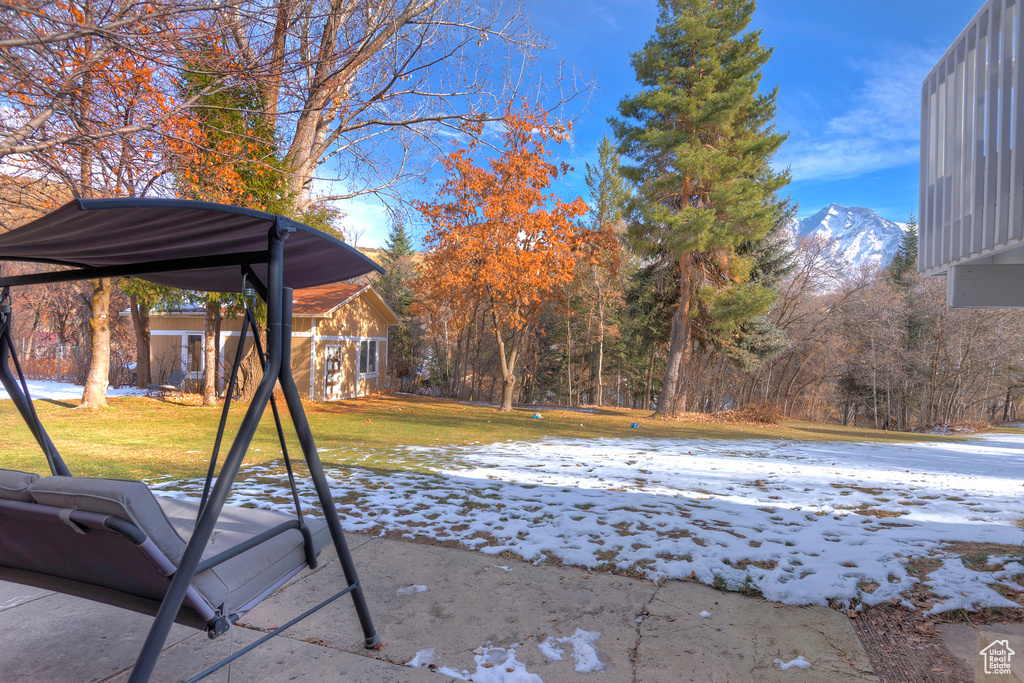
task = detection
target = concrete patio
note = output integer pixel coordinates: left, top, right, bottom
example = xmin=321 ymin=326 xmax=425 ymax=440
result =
xmin=1 ymin=534 xmax=885 ymax=682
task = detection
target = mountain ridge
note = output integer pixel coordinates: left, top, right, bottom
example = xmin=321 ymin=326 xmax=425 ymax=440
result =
xmin=787 ymin=203 xmax=909 ymax=268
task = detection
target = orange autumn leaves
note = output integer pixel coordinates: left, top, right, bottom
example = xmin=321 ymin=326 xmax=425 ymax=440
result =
xmin=414 ymin=103 xmax=616 ymax=409
xmin=416 ymin=104 xmax=613 ymax=335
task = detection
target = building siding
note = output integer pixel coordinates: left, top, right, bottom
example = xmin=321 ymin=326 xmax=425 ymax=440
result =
xmin=143 ymin=288 xmax=393 ymax=400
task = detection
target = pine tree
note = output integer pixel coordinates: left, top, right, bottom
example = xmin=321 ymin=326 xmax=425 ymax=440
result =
xmin=582 ymin=135 xmax=628 ymax=406
xmin=696 ymin=202 xmax=796 ymax=371
xmin=376 ymin=217 xmax=421 ymax=391
xmin=377 ymin=218 xmax=416 ymax=316
xmin=890 ymin=212 xmax=919 ymax=285
xmin=612 ymin=0 xmax=790 ymax=415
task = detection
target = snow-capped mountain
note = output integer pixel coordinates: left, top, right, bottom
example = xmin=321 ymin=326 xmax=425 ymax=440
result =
xmin=788 ymin=204 xmax=909 ymax=268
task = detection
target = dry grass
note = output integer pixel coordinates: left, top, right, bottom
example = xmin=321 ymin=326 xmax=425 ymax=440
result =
xmin=0 ymin=392 xmax=976 ymax=481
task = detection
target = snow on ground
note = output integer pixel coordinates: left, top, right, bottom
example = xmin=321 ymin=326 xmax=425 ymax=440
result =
xmin=406 ymin=644 xmax=542 ymax=682
xmin=0 ymin=379 xmax=147 ymax=401
xmin=149 ymin=433 xmax=1024 ymax=613
xmin=774 ymin=656 xmax=811 ymax=670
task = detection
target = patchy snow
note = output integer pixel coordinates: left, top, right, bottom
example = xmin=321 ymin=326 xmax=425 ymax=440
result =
xmin=0 ymin=379 xmax=148 ymax=401
xmin=537 ymin=638 xmax=564 ymax=661
xmin=774 ymin=656 xmax=811 ymax=670
xmin=396 ymin=585 xmax=427 ymax=595
xmin=405 ymin=649 xmax=435 ymax=669
xmin=407 ymin=644 xmax=541 ymax=682
xmin=150 ymin=433 xmax=1024 ymax=613
xmin=556 ymin=629 xmax=604 ymax=673
xmin=699 ymin=610 xmax=712 ymax=618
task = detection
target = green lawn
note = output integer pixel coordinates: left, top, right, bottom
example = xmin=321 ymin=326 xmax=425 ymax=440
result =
xmin=0 ymin=393 xmax=971 ymax=480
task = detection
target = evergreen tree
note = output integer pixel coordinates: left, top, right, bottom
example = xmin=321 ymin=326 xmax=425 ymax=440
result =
xmin=377 ymin=218 xmax=416 ymax=314
xmin=171 ymin=56 xmax=290 ymax=404
xmin=582 ymin=135 xmax=629 ymax=406
xmin=696 ymin=202 xmax=796 ymax=371
xmin=377 ymin=217 xmax=420 ymax=391
xmin=613 ymin=0 xmax=790 ymax=415
xmin=890 ymin=212 xmax=919 ymax=285
xmin=385 ymin=217 xmax=415 ymax=261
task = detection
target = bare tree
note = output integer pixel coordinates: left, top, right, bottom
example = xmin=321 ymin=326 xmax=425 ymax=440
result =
xmin=225 ymin=0 xmax=583 ymax=211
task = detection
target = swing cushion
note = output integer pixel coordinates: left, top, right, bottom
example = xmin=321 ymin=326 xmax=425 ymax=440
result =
xmin=25 ymin=476 xmax=331 ymax=613
xmin=0 ymin=468 xmax=39 ymax=502
xmin=29 ymin=476 xmax=189 ymax=565
xmin=157 ymin=497 xmax=331 ymax=611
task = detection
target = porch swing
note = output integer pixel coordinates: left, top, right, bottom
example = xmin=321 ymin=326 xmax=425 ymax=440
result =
xmin=0 ymin=198 xmax=382 ymax=682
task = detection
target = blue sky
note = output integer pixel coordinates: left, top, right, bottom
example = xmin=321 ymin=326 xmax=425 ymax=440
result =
xmin=347 ymin=0 xmax=983 ymax=247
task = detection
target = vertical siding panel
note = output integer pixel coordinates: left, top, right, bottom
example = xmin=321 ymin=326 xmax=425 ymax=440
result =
xmin=1010 ymin=0 xmax=1024 ymax=241
xmin=973 ymin=14 xmax=990 ymax=256
xmin=937 ymin=68 xmax=949 ymax=265
xmin=951 ymin=42 xmax=966 ymax=265
xmin=983 ymin=2 xmax=1002 ymax=252
xmin=962 ymin=26 xmax=978 ymax=258
xmin=921 ymin=72 xmax=932 ymax=271
xmin=996 ymin=0 xmax=1014 ymax=246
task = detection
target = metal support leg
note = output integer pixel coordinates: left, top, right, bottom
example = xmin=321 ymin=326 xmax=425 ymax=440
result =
xmin=0 ymin=290 xmax=68 ymax=476
xmin=278 ymin=288 xmax=380 ymax=648
xmin=129 ymin=231 xmax=287 ymax=682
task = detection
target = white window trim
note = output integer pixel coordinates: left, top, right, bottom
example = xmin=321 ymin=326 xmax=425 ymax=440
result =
xmin=358 ymin=339 xmax=379 ymax=379
xmin=309 ymin=322 xmax=318 ymax=400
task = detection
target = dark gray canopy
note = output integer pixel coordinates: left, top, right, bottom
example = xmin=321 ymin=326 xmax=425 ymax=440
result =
xmin=0 ymin=198 xmax=382 ymax=292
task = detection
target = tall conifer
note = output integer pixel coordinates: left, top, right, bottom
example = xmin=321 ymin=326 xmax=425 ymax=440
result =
xmin=613 ymin=0 xmax=790 ymax=415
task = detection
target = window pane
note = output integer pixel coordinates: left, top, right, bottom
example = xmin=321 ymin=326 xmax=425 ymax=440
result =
xmin=188 ymin=335 xmax=202 ymax=372
xmin=359 ymin=341 xmax=368 ymax=374
xmin=368 ymin=340 xmax=377 ymax=373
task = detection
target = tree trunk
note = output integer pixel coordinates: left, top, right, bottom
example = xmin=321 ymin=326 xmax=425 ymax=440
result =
xmin=130 ymin=294 xmax=151 ymax=388
xmin=237 ymin=325 xmax=267 ymax=401
xmin=595 ymin=283 xmax=604 ymax=407
xmin=656 ymin=255 xmax=693 ymax=416
xmin=493 ymin=317 xmax=524 ymax=413
xmin=644 ymin=346 xmax=656 ymax=411
xmin=565 ymin=297 xmax=573 ymax=407
xmin=203 ymin=300 xmax=220 ymax=406
xmin=79 ymin=277 xmax=110 ymax=409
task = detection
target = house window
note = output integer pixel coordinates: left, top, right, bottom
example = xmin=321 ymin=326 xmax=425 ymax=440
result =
xmin=187 ymin=334 xmax=203 ymax=373
xmin=359 ymin=340 xmax=377 ymax=376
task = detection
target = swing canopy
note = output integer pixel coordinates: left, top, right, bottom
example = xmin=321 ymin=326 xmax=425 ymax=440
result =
xmin=0 ymin=198 xmax=382 ymax=683
xmin=0 ymin=198 xmax=383 ymax=291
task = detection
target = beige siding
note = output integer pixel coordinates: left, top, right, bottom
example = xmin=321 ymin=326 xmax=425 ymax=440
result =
xmin=149 ymin=315 xmax=205 ymax=332
xmin=292 ymin=336 xmax=311 ymax=396
xmin=317 ymin=297 xmax=388 ymax=338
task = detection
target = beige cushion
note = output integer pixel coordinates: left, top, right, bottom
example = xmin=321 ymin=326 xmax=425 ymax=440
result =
xmin=158 ymin=497 xmax=330 ymax=612
xmin=28 ymin=476 xmax=186 ymax=565
xmin=0 ymin=468 xmax=40 ymax=502
xmin=26 ymin=476 xmax=329 ymax=613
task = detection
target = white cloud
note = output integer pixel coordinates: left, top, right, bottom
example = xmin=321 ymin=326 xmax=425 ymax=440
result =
xmin=775 ymin=47 xmax=940 ymax=181
xmin=587 ymin=3 xmax=620 ymax=32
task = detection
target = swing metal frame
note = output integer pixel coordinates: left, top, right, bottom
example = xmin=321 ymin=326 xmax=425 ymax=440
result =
xmin=0 ymin=199 xmax=381 ymax=682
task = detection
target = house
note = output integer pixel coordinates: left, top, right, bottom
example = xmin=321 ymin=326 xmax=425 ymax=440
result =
xmin=920 ymin=0 xmax=1024 ymax=307
xmin=145 ymin=282 xmax=400 ymax=400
